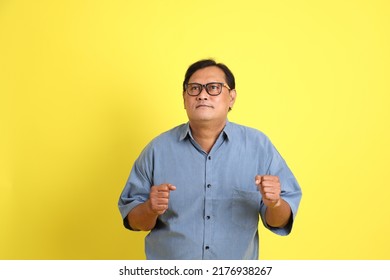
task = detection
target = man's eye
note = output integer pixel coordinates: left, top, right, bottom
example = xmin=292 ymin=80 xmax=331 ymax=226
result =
xmin=209 ymin=84 xmax=221 ymax=91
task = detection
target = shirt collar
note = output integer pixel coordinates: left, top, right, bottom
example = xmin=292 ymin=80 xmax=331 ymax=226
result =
xmin=179 ymin=120 xmax=232 ymax=142
xmin=179 ymin=122 xmax=193 ymax=141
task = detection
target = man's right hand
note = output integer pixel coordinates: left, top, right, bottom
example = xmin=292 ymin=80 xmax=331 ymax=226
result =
xmin=147 ymin=184 xmax=176 ymax=215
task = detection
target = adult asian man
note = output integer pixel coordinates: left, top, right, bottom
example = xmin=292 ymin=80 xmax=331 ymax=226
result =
xmin=118 ymin=59 xmax=302 ymax=259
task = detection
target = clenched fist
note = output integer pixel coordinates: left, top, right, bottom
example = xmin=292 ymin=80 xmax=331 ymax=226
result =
xmin=148 ymin=183 xmax=176 ymax=215
xmin=255 ymin=175 xmax=281 ymax=208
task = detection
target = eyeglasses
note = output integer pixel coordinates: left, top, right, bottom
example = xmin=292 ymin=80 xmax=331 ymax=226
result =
xmin=185 ymin=82 xmax=231 ymax=96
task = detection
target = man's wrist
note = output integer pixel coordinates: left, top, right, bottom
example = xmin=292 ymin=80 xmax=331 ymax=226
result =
xmin=269 ymin=198 xmax=282 ymax=209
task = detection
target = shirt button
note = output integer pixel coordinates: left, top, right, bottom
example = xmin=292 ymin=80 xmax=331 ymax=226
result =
xmin=206 ymin=215 xmax=210 ymax=220
xmin=205 ymin=246 xmax=209 ymax=250
xmin=208 ymin=156 xmax=211 ymax=160
xmin=207 ymin=184 xmax=211 ymax=188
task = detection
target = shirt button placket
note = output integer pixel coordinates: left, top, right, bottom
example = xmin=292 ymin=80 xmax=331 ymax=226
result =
xmin=204 ymin=154 xmax=213 ymax=258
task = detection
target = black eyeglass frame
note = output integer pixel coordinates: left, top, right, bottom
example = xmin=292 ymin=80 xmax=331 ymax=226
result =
xmin=185 ymin=82 xmax=231 ymax=96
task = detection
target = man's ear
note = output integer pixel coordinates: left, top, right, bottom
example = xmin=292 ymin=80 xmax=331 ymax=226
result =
xmin=229 ymin=89 xmax=237 ymax=109
xmin=183 ymin=91 xmax=186 ymax=109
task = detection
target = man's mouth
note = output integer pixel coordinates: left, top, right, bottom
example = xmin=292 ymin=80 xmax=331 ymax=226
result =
xmin=196 ymin=104 xmax=213 ymax=109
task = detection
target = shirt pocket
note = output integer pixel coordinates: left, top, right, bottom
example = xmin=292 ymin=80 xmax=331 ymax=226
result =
xmin=232 ymin=188 xmax=261 ymax=230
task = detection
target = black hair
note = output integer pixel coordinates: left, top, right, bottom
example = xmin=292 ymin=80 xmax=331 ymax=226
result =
xmin=182 ymin=59 xmax=235 ymax=91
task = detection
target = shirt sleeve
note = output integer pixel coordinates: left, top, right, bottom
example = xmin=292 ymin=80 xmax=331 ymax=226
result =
xmin=259 ymin=137 xmax=302 ymax=236
xmin=118 ymin=143 xmax=154 ymax=230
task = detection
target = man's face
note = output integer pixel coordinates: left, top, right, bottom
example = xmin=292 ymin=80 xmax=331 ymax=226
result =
xmin=183 ymin=66 xmax=236 ymax=124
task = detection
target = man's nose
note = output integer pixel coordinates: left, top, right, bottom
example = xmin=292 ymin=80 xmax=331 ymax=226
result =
xmin=197 ymin=85 xmax=208 ymax=99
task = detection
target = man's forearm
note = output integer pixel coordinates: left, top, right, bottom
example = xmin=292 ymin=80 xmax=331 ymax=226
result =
xmin=127 ymin=200 xmax=158 ymax=231
xmin=265 ymin=199 xmax=292 ymax=228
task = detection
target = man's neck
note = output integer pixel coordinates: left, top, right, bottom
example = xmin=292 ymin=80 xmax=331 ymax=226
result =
xmin=189 ymin=119 xmax=227 ymax=154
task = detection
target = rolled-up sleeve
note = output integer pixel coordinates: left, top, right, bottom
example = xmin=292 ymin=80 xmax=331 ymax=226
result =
xmin=259 ymin=138 xmax=302 ymax=236
xmin=118 ymin=144 xmax=154 ymax=230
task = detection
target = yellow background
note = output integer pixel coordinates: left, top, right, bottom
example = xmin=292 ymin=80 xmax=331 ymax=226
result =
xmin=1 ymin=0 xmax=389 ymax=259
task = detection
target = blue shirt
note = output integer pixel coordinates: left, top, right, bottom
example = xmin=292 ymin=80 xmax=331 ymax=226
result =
xmin=118 ymin=121 xmax=302 ymax=260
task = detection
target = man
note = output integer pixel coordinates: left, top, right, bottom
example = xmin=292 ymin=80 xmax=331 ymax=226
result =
xmin=118 ymin=59 xmax=302 ymax=260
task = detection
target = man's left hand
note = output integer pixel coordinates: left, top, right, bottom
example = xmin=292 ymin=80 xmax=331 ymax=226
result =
xmin=255 ymin=175 xmax=282 ymax=208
